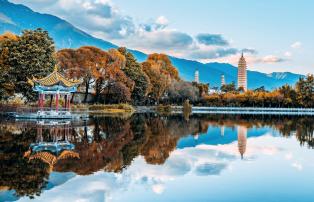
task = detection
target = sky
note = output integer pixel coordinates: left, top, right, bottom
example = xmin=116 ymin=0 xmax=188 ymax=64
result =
xmin=11 ymin=0 xmax=314 ymax=74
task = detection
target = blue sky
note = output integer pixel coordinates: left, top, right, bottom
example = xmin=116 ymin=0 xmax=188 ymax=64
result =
xmin=12 ymin=0 xmax=314 ymax=74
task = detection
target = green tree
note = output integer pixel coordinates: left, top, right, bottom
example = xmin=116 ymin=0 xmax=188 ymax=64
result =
xmin=278 ymin=84 xmax=297 ymax=107
xmin=5 ymin=28 xmax=56 ymax=101
xmin=0 ymin=35 xmax=16 ymax=99
xmin=167 ymin=81 xmax=199 ymax=103
xmin=254 ymin=86 xmax=267 ymax=92
xmin=296 ymin=74 xmax=314 ymax=107
xmin=221 ymin=82 xmax=237 ymax=93
xmin=118 ymin=47 xmax=150 ymax=104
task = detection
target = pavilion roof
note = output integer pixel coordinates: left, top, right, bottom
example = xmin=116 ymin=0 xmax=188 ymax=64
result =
xmin=30 ymin=66 xmax=82 ymax=88
xmin=24 ymin=149 xmax=80 ymax=172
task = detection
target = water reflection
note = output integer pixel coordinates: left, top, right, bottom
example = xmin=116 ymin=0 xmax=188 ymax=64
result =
xmin=237 ymin=126 xmax=247 ymax=159
xmin=0 ymin=114 xmax=313 ymax=201
xmin=24 ymin=121 xmax=79 ymax=174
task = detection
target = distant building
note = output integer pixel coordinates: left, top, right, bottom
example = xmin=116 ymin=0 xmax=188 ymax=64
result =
xmin=221 ymin=74 xmax=225 ymax=87
xmin=238 ymin=53 xmax=247 ymax=91
xmin=237 ymin=125 xmax=247 ymax=159
xmin=194 ymin=69 xmax=199 ymax=83
xmin=208 ymin=87 xmax=220 ymax=94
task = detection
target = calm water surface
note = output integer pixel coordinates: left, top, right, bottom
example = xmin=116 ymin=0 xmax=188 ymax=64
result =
xmin=0 ymin=114 xmax=314 ymax=202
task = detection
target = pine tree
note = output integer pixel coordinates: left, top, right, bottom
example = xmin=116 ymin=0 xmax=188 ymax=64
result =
xmin=118 ymin=47 xmax=150 ymax=104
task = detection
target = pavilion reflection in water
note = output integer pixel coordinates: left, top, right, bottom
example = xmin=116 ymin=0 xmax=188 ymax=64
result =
xmin=23 ymin=120 xmax=80 ymax=172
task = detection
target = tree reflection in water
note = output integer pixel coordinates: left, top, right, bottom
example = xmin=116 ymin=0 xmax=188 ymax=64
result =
xmin=0 ymin=114 xmax=313 ymax=198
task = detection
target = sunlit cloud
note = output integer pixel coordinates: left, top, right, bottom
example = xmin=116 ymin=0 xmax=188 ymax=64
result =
xmin=259 ymin=55 xmax=287 ymax=64
xmin=201 ymin=53 xmax=286 ymax=66
xmin=291 ymin=41 xmax=302 ymax=49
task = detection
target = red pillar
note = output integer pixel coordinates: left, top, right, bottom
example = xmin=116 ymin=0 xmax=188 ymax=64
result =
xmin=38 ymin=93 xmax=41 ymax=108
xmin=68 ymin=95 xmax=71 ymax=110
xmin=64 ymin=94 xmax=67 ymax=109
xmin=41 ymin=94 xmax=44 ymax=108
xmin=56 ymin=94 xmax=59 ymax=112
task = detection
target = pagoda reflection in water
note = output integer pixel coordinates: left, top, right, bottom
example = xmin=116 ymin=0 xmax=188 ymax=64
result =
xmin=237 ymin=125 xmax=247 ymax=159
xmin=23 ymin=120 xmax=80 ymax=172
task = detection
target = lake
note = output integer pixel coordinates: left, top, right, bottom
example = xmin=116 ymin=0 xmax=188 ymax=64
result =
xmin=1 ymin=114 xmax=314 ymax=202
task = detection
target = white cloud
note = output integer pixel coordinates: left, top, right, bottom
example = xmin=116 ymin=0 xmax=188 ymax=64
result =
xmin=291 ymin=41 xmax=302 ymax=49
xmin=11 ymin=0 xmax=259 ymax=61
xmin=203 ymin=53 xmax=286 ymax=66
xmin=156 ymin=16 xmax=169 ymax=26
xmin=152 ymin=184 xmax=165 ymax=194
xmin=259 ymin=55 xmax=286 ymax=63
xmin=284 ymin=51 xmax=292 ymax=57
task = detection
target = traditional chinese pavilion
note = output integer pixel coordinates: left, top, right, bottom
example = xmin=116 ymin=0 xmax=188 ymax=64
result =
xmin=21 ymin=66 xmax=83 ymax=119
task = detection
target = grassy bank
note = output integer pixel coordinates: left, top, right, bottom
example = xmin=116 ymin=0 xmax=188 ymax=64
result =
xmin=72 ymin=103 xmax=135 ymax=114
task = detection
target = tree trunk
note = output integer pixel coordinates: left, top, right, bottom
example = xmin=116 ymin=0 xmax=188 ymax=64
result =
xmin=95 ymin=79 xmax=103 ymax=103
xmin=71 ymin=93 xmax=75 ymax=103
xmin=83 ymin=79 xmax=89 ymax=103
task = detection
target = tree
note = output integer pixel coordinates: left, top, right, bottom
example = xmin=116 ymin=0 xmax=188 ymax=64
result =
xmin=142 ymin=53 xmax=181 ymax=103
xmin=296 ymin=74 xmax=314 ymax=107
xmin=57 ymin=47 xmax=133 ymax=103
xmin=0 ymin=32 xmax=19 ymax=41
xmin=221 ymin=82 xmax=237 ymax=93
xmin=254 ymin=86 xmax=267 ymax=92
xmin=78 ymin=47 xmax=105 ymax=103
xmin=193 ymin=82 xmax=209 ymax=97
xmin=0 ymin=29 xmax=56 ymax=101
xmin=0 ymin=33 xmax=17 ymax=99
xmin=167 ymin=81 xmax=199 ymax=103
xmin=118 ymin=47 xmax=150 ymax=104
xmin=142 ymin=61 xmax=169 ymax=103
xmin=102 ymin=81 xmax=131 ymax=104
xmin=278 ymin=84 xmax=297 ymax=107
xmin=145 ymin=53 xmax=180 ymax=81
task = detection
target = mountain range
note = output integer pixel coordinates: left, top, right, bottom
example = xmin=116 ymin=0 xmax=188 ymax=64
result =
xmin=0 ymin=0 xmax=303 ymax=90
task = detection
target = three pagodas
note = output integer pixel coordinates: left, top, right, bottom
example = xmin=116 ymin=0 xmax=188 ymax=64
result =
xmin=194 ymin=53 xmax=248 ymax=91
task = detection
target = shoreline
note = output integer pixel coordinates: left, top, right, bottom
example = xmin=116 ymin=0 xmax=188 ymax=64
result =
xmin=1 ymin=105 xmax=314 ymax=117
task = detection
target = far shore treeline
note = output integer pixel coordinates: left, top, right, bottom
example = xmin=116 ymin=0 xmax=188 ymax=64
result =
xmin=0 ymin=29 xmax=313 ymax=108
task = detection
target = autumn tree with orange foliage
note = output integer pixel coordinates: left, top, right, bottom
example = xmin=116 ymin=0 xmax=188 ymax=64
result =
xmin=57 ymin=46 xmax=133 ymax=103
xmin=0 ymin=32 xmax=18 ymax=98
xmin=142 ymin=53 xmax=180 ymax=103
